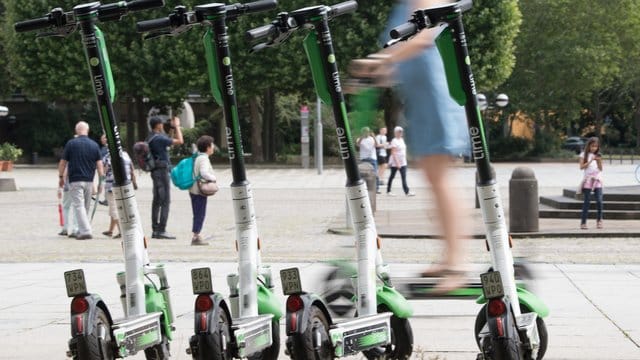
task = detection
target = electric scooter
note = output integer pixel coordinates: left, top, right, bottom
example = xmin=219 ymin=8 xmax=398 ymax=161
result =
xmin=247 ymin=2 xmax=413 ymax=359
xmin=136 ymin=2 xmax=282 ymax=358
xmin=15 ymin=1 xmax=175 ymax=359
xmin=388 ymin=1 xmax=549 ymax=359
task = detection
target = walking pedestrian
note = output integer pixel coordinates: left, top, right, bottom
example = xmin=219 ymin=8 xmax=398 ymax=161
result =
xmin=101 ymin=148 xmax=136 ymax=238
xmin=58 ymin=164 xmax=78 ymax=237
xmin=386 ymin=126 xmax=414 ymax=197
xmin=356 ymin=127 xmax=379 ymax=193
xmin=579 ymin=137 xmax=604 ymax=229
xmin=350 ymin=0 xmax=470 ymax=293
xmin=57 ymin=121 xmax=104 ymax=240
xmin=375 ymin=127 xmax=389 ymax=186
xmin=189 ymin=135 xmax=217 ymax=246
xmin=148 ymin=115 xmax=183 ymax=239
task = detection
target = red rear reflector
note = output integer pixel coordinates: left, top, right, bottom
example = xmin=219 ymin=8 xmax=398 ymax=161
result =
xmin=488 ymin=298 xmax=506 ymax=317
xmin=71 ymin=297 xmax=89 ymax=314
xmin=195 ymin=294 xmax=214 ymax=312
xmin=290 ymin=312 xmax=297 ymax=332
xmin=200 ymin=312 xmax=207 ymax=332
xmin=496 ymin=317 xmax=504 ymax=337
xmin=286 ymin=295 xmax=304 ymax=313
xmin=75 ymin=315 xmax=84 ymax=333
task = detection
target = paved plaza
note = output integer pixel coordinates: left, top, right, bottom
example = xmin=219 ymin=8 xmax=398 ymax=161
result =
xmin=0 ymin=162 xmax=639 ymax=359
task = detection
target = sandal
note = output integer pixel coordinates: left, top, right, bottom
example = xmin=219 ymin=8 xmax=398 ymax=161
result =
xmin=580 ymin=224 xmax=587 ymax=230
xmin=113 ymin=233 xmax=122 ymax=239
xmin=102 ymin=230 xmax=113 ymax=237
xmin=597 ymin=221 xmax=603 ymax=229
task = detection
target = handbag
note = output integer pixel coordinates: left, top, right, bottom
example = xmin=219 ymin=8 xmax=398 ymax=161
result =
xmin=197 ymin=179 xmax=219 ymax=196
xmin=194 ymin=155 xmax=218 ymax=196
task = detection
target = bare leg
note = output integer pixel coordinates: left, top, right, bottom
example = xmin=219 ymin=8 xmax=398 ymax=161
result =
xmin=419 ymin=155 xmax=467 ymax=291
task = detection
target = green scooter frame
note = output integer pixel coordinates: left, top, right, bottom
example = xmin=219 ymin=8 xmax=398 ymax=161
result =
xmin=15 ymin=1 xmax=175 ymax=359
xmin=389 ymin=1 xmax=549 ymax=359
xmin=247 ymin=2 xmax=413 ymax=359
xmin=137 ymin=2 xmax=283 ymax=359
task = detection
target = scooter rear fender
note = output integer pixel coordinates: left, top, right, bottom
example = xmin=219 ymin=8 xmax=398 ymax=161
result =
xmin=192 ymin=292 xmax=231 ymax=335
xmin=285 ymin=293 xmax=332 ymax=336
xmin=476 ymin=286 xmax=549 ymax=318
xmin=69 ymin=294 xmax=113 ymax=337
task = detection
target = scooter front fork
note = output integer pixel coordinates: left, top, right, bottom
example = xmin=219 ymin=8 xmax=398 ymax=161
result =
xmin=477 ymin=183 xmax=520 ymax=317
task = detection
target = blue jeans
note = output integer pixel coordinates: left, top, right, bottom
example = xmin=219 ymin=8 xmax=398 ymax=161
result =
xmin=190 ymin=192 xmax=208 ymax=234
xmin=387 ymin=166 xmax=409 ymax=194
xmin=361 ymin=158 xmax=379 ymax=191
xmin=580 ymin=187 xmax=603 ymax=224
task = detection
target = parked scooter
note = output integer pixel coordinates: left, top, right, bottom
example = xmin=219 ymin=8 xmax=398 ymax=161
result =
xmin=388 ymin=1 xmax=549 ymax=359
xmin=15 ymin=1 xmax=176 ymax=359
xmin=247 ymin=2 xmax=413 ymax=359
xmin=137 ymin=2 xmax=282 ymax=358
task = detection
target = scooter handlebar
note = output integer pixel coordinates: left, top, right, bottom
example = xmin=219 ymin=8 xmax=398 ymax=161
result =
xmin=14 ymin=16 xmax=53 ymax=32
xmin=245 ymin=23 xmax=276 ymax=42
xmin=238 ymin=0 xmax=277 ymax=14
xmin=458 ymin=0 xmax=473 ymax=12
xmin=389 ymin=21 xmax=418 ymax=40
xmin=127 ymin=0 xmax=165 ymax=12
xmin=328 ymin=0 xmax=358 ymax=18
xmin=137 ymin=17 xmax=172 ymax=32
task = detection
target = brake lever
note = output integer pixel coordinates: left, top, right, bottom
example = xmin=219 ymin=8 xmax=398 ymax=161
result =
xmin=36 ymin=25 xmax=76 ymax=38
xmin=144 ymin=31 xmax=171 ymax=40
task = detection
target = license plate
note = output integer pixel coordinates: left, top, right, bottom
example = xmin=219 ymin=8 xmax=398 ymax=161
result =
xmin=480 ymin=271 xmax=504 ymax=299
xmin=64 ymin=269 xmax=88 ymax=297
xmin=191 ymin=267 xmax=213 ymax=295
xmin=280 ymin=268 xmax=302 ymax=295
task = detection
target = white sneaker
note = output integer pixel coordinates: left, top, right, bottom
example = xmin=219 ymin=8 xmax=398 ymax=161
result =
xmin=387 ymin=192 xmax=396 ymax=196
xmin=406 ymin=192 xmax=416 ymax=197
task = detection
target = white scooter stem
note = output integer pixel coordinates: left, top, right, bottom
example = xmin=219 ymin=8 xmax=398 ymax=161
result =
xmin=113 ymin=183 xmax=146 ymax=317
xmin=232 ymin=183 xmax=259 ymax=318
xmin=347 ymin=183 xmax=378 ymax=317
xmin=477 ymin=184 xmax=520 ymax=317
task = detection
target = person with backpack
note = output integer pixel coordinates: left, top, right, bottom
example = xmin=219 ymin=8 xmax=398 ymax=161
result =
xmin=189 ymin=135 xmax=218 ymax=246
xmin=148 ymin=116 xmax=183 ymax=239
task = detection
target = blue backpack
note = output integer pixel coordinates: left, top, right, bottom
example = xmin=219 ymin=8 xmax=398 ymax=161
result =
xmin=170 ymin=153 xmax=197 ymax=190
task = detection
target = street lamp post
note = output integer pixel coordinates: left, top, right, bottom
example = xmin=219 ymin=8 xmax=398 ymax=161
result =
xmin=477 ymin=93 xmax=509 ymax=137
xmin=0 ymin=106 xmax=8 ymax=117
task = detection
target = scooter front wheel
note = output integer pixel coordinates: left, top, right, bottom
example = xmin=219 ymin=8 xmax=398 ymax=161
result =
xmin=362 ymin=306 xmax=413 ymax=360
xmin=144 ymin=335 xmax=170 ymax=360
xmin=287 ymin=305 xmax=332 ymax=360
xmin=247 ymin=319 xmax=280 ymax=360
xmin=71 ymin=307 xmax=113 ymax=360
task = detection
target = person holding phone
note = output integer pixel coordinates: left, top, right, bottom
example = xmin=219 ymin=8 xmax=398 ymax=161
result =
xmin=579 ymin=137 xmax=604 ymax=229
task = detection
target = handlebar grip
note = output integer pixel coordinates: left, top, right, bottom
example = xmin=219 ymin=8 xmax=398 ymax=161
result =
xmin=14 ymin=17 xmax=52 ymax=33
xmin=244 ymin=0 xmax=277 ymax=13
xmin=245 ymin=24 xmax=276 ymax=42
xmin=137 ymin=17 xmax=172 ymax=32
xmin=458 ymin=0 xmax=473 ymax=12
xmin=390 ymin=21 xmax=418 ymax=39
xmin=127 ymin=0 xmax=165 ymax=12
xmin=328 ymin=0 xmax=358 ymax=18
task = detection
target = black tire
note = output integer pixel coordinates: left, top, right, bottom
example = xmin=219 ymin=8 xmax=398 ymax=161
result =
xmin=192 ymin=309 xmax=232 ymax=360
xmin=474 ymin=304 xmax=547 ymax=360
xmin=323 ymin=267 xmax=356 ymax=317
xmin=247 ymin=319 xmax=280 ymax=360
xmin=144 ymin=335 xmax=170 ymax=360
xmin=362 ymin=306 xmax=413 ymax=360
xmin=287 ymin=305 xmax=332 ymax=360
xmin=72 ymin=307 xmax=113 ymax=360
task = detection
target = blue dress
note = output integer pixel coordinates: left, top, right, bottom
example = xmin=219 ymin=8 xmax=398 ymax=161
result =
xmin=382 ymin=1 xmax=469 ymax=157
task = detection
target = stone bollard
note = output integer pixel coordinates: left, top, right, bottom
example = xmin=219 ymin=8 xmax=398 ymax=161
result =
xmin=358 ymin=162 xmax=377 ymax=213
xmin=509 ymin=166 xmax=539 ymax=232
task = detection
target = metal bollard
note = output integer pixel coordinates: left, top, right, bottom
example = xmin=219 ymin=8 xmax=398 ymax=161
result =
xmin=358 ymin=162 xmax=377 ymax=213
xmin=509 ymin=167 xmax=539 ymax=232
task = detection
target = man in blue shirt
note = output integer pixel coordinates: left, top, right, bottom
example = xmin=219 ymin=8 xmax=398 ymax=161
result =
xmin=148 ymin=116 xmax=183 ymax=239
xmin=57 ymin=121 xmax=104 ymax=240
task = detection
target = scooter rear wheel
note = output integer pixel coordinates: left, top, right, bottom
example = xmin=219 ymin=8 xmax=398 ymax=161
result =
xmin=362 ymin=306 xmax=413 ymax=360
xmin=474 ymin=304 xmax=548 ymax=360
xmin=287 ymin=305 xmax=332 ymax=360
xmin=191 ymin=310 xmax=232 ymax=360
xmin=247 ymin=319 xmax=280 ymax=360
xmin=71 ymin=307 xmax=113 ymax=360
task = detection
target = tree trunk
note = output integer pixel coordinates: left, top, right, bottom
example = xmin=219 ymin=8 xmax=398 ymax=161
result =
xmin=249 ymin=95 xmax=264 ymax=162
xmin=262 ymin=88 xmax=277 ymax=162
xmin=126 ymin=97 xmax=135 ymax=154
